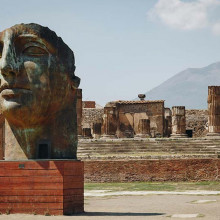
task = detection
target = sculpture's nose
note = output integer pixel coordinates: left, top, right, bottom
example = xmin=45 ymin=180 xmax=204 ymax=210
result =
xmin=0 ymin=45 xmax=18 ymax=78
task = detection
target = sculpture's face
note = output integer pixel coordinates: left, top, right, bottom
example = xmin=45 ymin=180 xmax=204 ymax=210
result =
xmin=0 ymin=25 xmax=76 ymax=127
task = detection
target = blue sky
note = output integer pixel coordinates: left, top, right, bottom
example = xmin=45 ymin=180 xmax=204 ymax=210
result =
xmin=1 ymin=0 xmax=220 ymax=106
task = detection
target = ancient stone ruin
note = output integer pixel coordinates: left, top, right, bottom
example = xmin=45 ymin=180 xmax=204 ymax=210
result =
xmin=102 ymin=100 xmax=165 ymax=138
xmin=79 ymin=89 xmax=216 ymax=139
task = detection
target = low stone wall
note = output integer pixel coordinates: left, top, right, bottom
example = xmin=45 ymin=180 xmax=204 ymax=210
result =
xmin=82 ymin=108 xmax=104 ymax=128
xmin=186 ymin=109 xmax=208 ymax=137
xmin=84 ymin=159 xmax=220 ymax=182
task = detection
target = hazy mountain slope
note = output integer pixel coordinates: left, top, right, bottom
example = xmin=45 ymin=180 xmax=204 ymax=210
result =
xmin=144 ymin=62 xmax=220 ymax=109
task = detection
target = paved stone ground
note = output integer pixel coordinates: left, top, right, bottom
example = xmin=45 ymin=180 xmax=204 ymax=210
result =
xmin=0 ymin=192 xmax=219 ymax=220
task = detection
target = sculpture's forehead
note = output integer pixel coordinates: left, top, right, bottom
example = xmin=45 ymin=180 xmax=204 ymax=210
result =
xmin=0 ymin=25 xmax=56 ymax=53
xmin=0 ymin=25 xmax=42 ymax=40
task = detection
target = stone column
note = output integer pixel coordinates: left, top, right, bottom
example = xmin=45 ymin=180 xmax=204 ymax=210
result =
xmin=164 ymin=108 xmax=172 ymax=137
xmin=76 ymin=89 xmax=82 ymax=136
xmin=171 ymin=106 xmax=187 ymax=138
xmin=207 ymin=86 xmax=220 ymax=137
xmin=92 ymin=122 xmax=102 ymax=139
xmin=135 ymin=119 xmax=150 ymax=138
xmin=101 ymin=102 xmax=117 ymax=139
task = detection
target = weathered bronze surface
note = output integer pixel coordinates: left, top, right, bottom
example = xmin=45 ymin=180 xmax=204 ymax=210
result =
xmin=0 ymin=23 xmax=80 ymax=160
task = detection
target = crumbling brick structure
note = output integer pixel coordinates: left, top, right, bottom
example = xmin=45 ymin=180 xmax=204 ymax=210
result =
xmin=102 ymin=100 xmax=165 ymax=138
xmin=83 ymin=101 xmax=96 ymax=108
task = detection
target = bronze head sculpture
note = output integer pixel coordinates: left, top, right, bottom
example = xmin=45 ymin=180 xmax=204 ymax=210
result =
xmin=0 ymin=23 xmax=80 ymax=160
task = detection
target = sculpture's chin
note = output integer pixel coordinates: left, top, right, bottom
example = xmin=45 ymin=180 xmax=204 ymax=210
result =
xmin=0 ymin=89 xmax=33 ymax=112
xmin=1 ymin=100 xmax=50 ymax=128
xmin=1 ymin=100 xmax=23 ymax=111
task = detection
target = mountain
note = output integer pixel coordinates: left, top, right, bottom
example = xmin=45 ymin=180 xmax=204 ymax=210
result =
xmin=144 ymin=61 xmax=220 ymax=109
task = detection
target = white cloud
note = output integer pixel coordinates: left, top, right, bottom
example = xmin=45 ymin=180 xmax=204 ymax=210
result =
xmin=212 ymin=22 xmax=220 ymax=35
xmin=148 ymin=0 xmax=220 ymax=31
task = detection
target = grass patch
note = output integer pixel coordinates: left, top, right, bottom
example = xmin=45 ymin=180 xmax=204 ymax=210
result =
xmin=84 ymin=181 xmax=220 ymax=192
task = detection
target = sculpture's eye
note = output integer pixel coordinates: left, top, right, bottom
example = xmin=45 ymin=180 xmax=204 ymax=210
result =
xmin=0 ymin=42 xmax=3 ymax=58
xmin=22 ymin=46 xmax=47 ymax=57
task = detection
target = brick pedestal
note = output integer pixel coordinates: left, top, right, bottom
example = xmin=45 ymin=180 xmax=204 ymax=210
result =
xmin=0 ymin=160 xmax=84 ymax=215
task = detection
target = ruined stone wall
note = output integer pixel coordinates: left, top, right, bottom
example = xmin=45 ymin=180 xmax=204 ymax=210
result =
xmin=82 ymin=107 xmax=208 ymax=137
xmin=84 ymin=159 xmax=220 ymax=182
xmin=117 ymin=102 xmax=164 ymax=137
xmin=186 ymin=110 xmax=208 ymax=137
xmin=82 ymin=108 xmax=104 ymax=128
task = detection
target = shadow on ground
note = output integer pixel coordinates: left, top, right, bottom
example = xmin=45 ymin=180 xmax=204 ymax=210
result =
xmin=72 ymin=212 xmax=165 ymax=216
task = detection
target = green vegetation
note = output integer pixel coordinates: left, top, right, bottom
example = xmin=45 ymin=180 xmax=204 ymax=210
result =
xmin=85 ymin=181 xmax=220 ymax=192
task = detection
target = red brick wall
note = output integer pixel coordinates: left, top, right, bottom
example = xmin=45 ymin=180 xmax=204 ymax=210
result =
xmin=83 ymin=101 xmax=96 ymax=108
xmin=84 ymin=159 xmax=220 ymax=182
xmin=0 ymin=160 xmax=84 ymax=215
xmin=117 ymin=102 xmax=164 ymax=137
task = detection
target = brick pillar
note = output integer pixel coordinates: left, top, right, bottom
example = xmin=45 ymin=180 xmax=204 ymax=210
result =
xmin=171 ymin=106 xmax=187 ymax=138
xmin=92 ymin=122 xmax=102 ymax=139
xmin=135 ymin=119 xmax=150 ymax=138
xmin=76 ymin=89 xmax=82 ymax=136
xmin=207 ymin=86 xmax=220 ymax=137
xmin=164 ymin=108 xmax=172 ymax=137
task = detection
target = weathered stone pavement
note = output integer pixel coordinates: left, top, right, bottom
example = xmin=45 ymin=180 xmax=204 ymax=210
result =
xmin=0 ymin=191 xmax=219 ymax=219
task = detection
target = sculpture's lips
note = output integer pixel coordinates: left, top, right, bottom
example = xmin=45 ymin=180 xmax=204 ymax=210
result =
xmin=0 ymin=84 xmax=31 ymax=92
xmin=1 ymin=88 xmax=32 ymax=100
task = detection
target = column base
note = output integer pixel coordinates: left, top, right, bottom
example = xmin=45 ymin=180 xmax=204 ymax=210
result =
xmin=134 ymin=134 xmax=151 ymax=138
xmin=206 ymin=132 xmax=220 ymax=139
xmin=93 ymin=134 xmax=101 ymax=139
xmin=0 ymin=160 xmax=84 ymax=215
xmin=100 ymin=135 xmax=118 ymax=139
xmin=78 ymin=135 xmax=83 ymax=139
xmin=170 ymin=134 xmax=188 ymax=138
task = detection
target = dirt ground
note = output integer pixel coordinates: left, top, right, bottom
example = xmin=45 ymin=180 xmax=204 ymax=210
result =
xmin=0 ymin=194 xmax=219 ymax=220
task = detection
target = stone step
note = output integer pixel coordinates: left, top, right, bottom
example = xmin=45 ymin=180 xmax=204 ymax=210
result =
xmin=78 ymin=148 xmax=220 ymax=152
xmin=77 ymin=146 xmax=220 ymax=151
xmin=77 ymin=154 xmax=218 ymax=160
xmin=77 ymin=139 xmax=220 ymax=159
xmin=78 ymin=143 xmax=220 ymax=148
xmin=79 ymin=140 xmax=220 ymax=144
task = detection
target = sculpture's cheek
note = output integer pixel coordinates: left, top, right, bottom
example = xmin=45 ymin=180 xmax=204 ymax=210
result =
xmin=24 ymin=61 xmax=49 ymax=87
xmin=23 ymin=61 xmax=37 ymax=71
